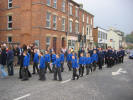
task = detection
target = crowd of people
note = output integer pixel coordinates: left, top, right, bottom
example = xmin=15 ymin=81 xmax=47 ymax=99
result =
xmin=0 ymin=43 xmax=125 ymax=81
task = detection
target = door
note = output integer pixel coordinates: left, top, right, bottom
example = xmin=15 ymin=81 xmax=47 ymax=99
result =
xmin=53 ymin=37 xmax=57 ymax=53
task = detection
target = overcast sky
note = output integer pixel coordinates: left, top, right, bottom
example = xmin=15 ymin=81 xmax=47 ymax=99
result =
xmin=74 ymin=0 xmax=133 ymax=34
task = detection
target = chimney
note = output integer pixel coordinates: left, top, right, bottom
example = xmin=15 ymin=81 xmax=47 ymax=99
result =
xmin=79 ymin=3 xmax=83 ymax=8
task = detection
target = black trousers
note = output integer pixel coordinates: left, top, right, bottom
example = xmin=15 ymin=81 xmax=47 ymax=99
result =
xmin=121 ymin=56 xmax=124 ymax=63
xmin=79 ymin=64 xmax=84 ymax=76
xmin=33 ymin=62 xmax=39 ymax=74
xmin=93 ymin=61 xmax=97 ymax=71
xmin=118 ymin=57 xmax=121 ymax=63
xmin=86 ymin=64 xmax=92 ymax=75
xmin=45 ymin=62 xmax=52 ymax=73
xmin=98 ymin=60 xmax=103 ymax=70
xmin=7 ymin=60 xmax=14 ymax=75
xmin=72 ymin=68 xmax=79 ymax=80
xmin=21 ymin=67 xmax=30 ymax=80
xmin=39 ymin=68 xmax=46 ymax=80
xmin=54 ymin=67 xmax=62 ymax=81
xmin=19 ymin=66 xmax=23 ymax=79
xmin=61 ymin=62 xmax=64 ymax=72
xmin=52 ymin=64 xmax=55 ymax=72
xmin=107 ymin=58 xmax=113 ymax=68
xmin=67 ymin=61 xmax=72 ymax=71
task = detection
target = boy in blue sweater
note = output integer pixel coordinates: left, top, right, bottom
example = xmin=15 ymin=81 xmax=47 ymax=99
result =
xmin=39 ymin=51 xmax=46 ymax=81
xmin=72 ymin=56 xmax=79 ymax=80
xmin=60 ymin=51 xmax=64 ymax=72
xmin=51 ymin=51 xmax=56 ymax=72
xmin=44 ymin=51 xmax=52 ymax=73
xmin=22 ymin=50 xmax=29 ymax=81
xmin=85 ymin=53 xmax=92 ymax=75
xmin=79 ymin=53 xmax=85 ymax=77
xmin=32 ymin=49 xmax=39 ymax=74
xmin=92 ymin=50 xmax=98 ymax=71
xmin=54 ymin=54 xmax=62 ymax=81
xmin=67 ymin=51 xmax=72 ymax=71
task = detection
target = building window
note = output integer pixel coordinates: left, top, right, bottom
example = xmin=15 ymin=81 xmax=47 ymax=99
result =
xmin=82 ymin=14 xmax=84 ymax=22
xmin=53 ymin=0 xmax=57 ymax=8
xmin=47 ymin=0 xmax=51 ymax=6
xmin=98 ymin=31 xmax=100 ymax=38
xmin=91 ymin=18 xmax=93 ymax=25
xmin=62 ymin=0 xmax=65 ymax=12
xmin=7 ymin=36 xmax=12 ymax=42
xmin=82 ymin=26 xmax=84 ymax=35
xmin=8 ymin=0 xmax=12 ymax=9
xmin=86 ymin=26 xmax=89 ymax=35
xmin=46 ymin=12 xmax=51 ymax=28
xmin=75 ymin=22 xmax=79 ymax=34
xmin=8 ymin=16 xmax=12 ymax=29
xmin=69 ymin=20 xmax=72 ymax=33
xmin=53 ymin=15 xmax=57 ymax=29
xmin=46 ymin=37 xmax=51 ymax=49
xmin=87 ymin=16 xmax=89 ymax=24
xmin=75 ymin=7 xmax=78 ymax=17
xmin=69 ymin=4 xmax=72 ymax=15
xmin=62 ymin=18 xmax=65 ymax=31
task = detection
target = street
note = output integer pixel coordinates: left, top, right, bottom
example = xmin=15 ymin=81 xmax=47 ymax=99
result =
xmin=0 ymin=57 xmax=133 ymax=100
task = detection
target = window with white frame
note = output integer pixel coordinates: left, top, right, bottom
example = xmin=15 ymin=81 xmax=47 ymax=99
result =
xmin=53 ymin=15 xmax=57 ymax=29
xmin=47 ymin=0 xmax=51 ymax=6
xmin=53 ymin=0 xmax=57 ymax=8
xmin=75 ymin=22 xmax=79 ymax=34
xmin=8 ymin=15 xmax=12 ymax=29
xmin=69 ymin=4 xmax=72 ymax=15
xmin=75 ymin=7 xmax=78 ymax=17
xmin=62 ymin=18 xmax=65 ymax=31
xmin=98 ymin=31 xmax=100 ymax=38
xmin=8 ymin=0 xmax=12 ymax=9
xmin=91 ymin=18 xmax=93 ymax=25
xmin=86 ymin=26 xmax=89 ymax=35
xmin=82 ymin=13 xmax=84 ymax=22
xmin=82 ymin=26 xmax=84 ymax=35
xmin=7 ymin=36 xmax=12 ymax=42
xmin=87 ymin=16 xmax=89 ymax=24
xmin=62 ymin=0 xmax=65 ymax=12
xmin=46 ymin=37 xmax=51 ymax=49
xmin=46 ymin=12 xmax=51 ymax=28
xmin=69 ymin=20 xmax=72 ymax=33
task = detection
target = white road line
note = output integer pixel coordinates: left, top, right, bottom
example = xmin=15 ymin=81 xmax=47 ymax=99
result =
xmin=61 ymin=79 xmax=71 ymax=84
xmin=13 ymin=93 xmax=31 ymax=100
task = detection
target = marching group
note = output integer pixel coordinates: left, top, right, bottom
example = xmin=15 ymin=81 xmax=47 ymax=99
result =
xmin=0 ymin=43 xmax=125 ymax=81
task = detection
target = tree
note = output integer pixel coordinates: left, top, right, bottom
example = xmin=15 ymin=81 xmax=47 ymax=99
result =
xmin=126 ymin=31 xmax=133 ymax=43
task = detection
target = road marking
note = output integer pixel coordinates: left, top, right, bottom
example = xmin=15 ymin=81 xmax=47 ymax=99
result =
xmin=112 ymin=68 xmax=127 ymax=76
xmin=13 ymin=93 xmax=31 ymax=100
xmin=61 ymin=79 xmax=71 ymax=84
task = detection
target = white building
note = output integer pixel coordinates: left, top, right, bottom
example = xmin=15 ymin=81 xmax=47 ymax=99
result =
xmin=97 ymin=27 xmax=108 ymax=49
xmin=107 ymin=28 xmax=124 ymax=50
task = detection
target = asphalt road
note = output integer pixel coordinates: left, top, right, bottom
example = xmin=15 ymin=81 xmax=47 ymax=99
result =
xmin=0 ymin=57 xmax=133 ymax=100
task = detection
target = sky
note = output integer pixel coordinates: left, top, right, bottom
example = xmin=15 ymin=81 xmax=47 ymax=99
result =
xmin=74 ymin=0 xmax=133 ymax=35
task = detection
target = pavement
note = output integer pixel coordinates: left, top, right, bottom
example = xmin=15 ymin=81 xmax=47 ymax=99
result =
xmin=0 ymin=57 xmax=133 ymax=100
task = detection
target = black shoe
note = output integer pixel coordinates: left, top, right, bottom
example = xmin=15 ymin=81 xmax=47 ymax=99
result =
xmin=32 ymin=73 xmax=35 ymax=74
xmin=59 ymin=79 xmax=62 ymax=81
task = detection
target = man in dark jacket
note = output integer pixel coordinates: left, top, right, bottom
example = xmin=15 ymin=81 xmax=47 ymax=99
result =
xmin=7 ymin=46 xmax=14 ymax=76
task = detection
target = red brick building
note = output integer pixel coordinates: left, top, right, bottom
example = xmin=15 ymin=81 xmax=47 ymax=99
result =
xmin=0 ymin=0 xmax=94 ymax=52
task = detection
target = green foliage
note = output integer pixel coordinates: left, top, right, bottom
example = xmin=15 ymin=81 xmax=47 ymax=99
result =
xmin=126 ymin=31 xmax=133 ymax=43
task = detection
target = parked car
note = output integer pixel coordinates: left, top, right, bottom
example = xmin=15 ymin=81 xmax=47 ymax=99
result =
xmin=129 ymin=51 xmax=133 ymax=59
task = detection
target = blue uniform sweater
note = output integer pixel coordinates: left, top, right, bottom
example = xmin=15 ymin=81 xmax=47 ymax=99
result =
xmin=33 ymin=53 xmax=39 ymax=63
xmin=44 ymin=54 xmax=51 ymax=62
xmin=39 ymin=56 xmax=45 ymax=69
xmin=72 ymin=59 xmax=78 ymax=68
